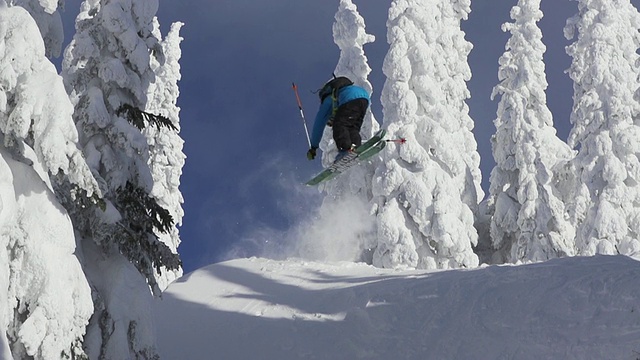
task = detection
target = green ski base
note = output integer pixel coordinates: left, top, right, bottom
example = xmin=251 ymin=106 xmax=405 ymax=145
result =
xmin=306 ymin=129 xmax=387 ymax=186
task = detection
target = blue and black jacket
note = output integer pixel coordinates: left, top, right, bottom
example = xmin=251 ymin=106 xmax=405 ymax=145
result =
xmin=310 ymin=85 xmax=370 ymax=149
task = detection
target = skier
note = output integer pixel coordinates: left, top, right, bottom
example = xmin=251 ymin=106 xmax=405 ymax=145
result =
xmin=306 ymin=76 xmax=370 ymax=162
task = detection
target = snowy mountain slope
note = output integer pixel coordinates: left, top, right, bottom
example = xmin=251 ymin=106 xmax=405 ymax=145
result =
xmin=154 ymin=255 xmax=640 ymax=360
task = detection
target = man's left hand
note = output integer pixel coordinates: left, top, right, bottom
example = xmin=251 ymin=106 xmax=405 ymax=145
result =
xmin=307 ymin=147 xmax=317 ymax=160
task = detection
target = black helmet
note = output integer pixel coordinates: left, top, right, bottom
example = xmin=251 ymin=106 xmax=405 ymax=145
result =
xmin=318 ymin=83 xmax=334 ymax=102
xmin=318 ymin=76 xmax=354 ymax=103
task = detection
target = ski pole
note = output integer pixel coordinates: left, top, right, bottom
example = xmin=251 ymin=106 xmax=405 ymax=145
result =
xmin=386 ymin=138 xmax=407 ymax=144
xmin=292 ymin=82 xmax=312 ymax=148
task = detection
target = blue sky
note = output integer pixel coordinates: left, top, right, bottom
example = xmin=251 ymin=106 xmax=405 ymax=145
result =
xmin=56 ymin=0 xmax=639 ymax=273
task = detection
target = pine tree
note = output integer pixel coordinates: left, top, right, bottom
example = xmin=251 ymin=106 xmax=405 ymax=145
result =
xmin=565 ymin=0 xmax=640 ymax=256
xmin=371 ymin=0 xmax=482 ymax=270
xmin=145 ymin=19 xmax=186 ymax=290
xmin=61 ymin=0 xmax=181 ymax=357
xmin=488 ymin=0 xmax=576 ymax=263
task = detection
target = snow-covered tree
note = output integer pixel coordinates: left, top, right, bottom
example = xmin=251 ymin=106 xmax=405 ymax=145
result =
xmin=320 ymin=0 xmax=379 ymax=172
xmin=0 ymin=4 xmax=99 ymax=196
xmin=488 ymin=0 xmax=576 ymax=263
xmin=565 ymin=0 xmax=640 ymax=256
xmin=0 ymin=4 xmax=98 ymax=358
xmin=310 ymin=0 xmax=380 ymax=263
xmin=61 ymin=0 xmax=181 ymax=357
xmin=146 ymin=19 xmax=185 ymax=290
xmin=7 ymin=0 xmax=64 ymax=57
xmin=371 ymin=0 xmax=482 ymax=270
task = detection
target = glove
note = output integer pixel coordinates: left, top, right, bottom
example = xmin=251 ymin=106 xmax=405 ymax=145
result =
xmin=307 ymin=147 xmax=317 ymax=160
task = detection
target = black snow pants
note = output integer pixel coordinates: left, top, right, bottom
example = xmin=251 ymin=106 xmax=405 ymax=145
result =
xmin=332 ymin=98 xmax=369 ymax=151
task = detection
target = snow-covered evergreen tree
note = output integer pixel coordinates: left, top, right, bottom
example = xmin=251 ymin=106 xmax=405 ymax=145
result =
xmin=565 ymin=0 xmax=640 ymax=256
xmin=320 ymin=0 xmax=379 ymax=172
xmin=0 ymin=4 xmax=97 ymax=358
xmin=146 ymin=19 xmax=185 ymax=290
xmin=0 ymin=4 xmax=100 ymax=196
xmin=488 ymin=0 xmax=576 ymax=263
xmin=309 ymin=0 xmax=380 ymax=263
xmin=371 ymin=0 xmax=482 ymax=269
xmin=7 ymin=0 xmax=64 ymax=57
xmin=61 ymin=0 xmax=181 ymax=357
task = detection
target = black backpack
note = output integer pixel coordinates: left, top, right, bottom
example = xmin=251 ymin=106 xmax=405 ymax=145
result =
xmin=318 ymin=76 xmax=354 ymax=103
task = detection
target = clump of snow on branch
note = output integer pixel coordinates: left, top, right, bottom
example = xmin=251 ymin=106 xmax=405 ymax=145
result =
xmin=0 ymin=147 xmax=93 ymax=359
xmin=0 ymin=5 xmax=99 ymax=197
xmin=7 ymin=0 xmax=64 ymax=57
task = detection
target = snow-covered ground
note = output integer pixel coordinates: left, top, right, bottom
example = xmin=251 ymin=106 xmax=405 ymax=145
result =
xmin=154 ymin=255 xmax=640 ymax=359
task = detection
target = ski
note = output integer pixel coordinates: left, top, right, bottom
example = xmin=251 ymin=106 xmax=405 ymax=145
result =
xmin=305 ymin=129 xmax=387 ymax=186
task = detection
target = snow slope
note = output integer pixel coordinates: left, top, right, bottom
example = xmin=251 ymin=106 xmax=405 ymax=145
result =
xmin=155 ymin=255 xmax=640 ymax=359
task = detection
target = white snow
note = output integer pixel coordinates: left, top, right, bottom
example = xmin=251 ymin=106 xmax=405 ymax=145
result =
xmin=0 ymin=5 xmax=98 ymax=198
xmin=9 ymin=0 xmax=64 ymax=57
xmin=155 ymin=255 xmax=640 ymax=360
xmin=0 ymin=135 xmax=93 ymax=360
